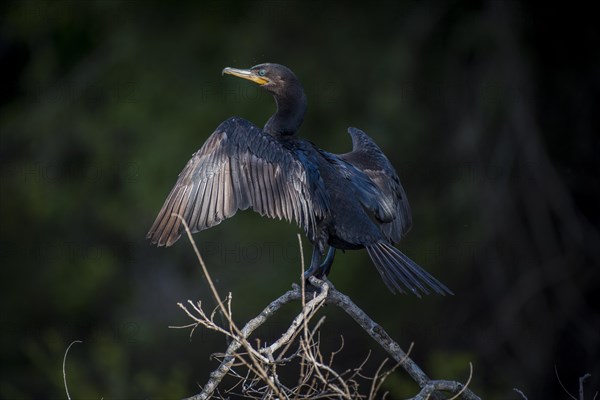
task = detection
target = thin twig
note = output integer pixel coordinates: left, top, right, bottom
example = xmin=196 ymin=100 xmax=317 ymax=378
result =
xmin=63 ymin=340 xmax=82 ymax=400
xmin=580 ymin=373 xmax=591 ymax=400
xmin=262 ymin=280 xmax=328 ymax=356
xmin=447 ymin=362 xmax=474 ymax=400
xmin=555 ymin=365 xmax=578 ymax=400
xmin=300 ymin=339 xmax=352 ymax=399
xmin=513 ymin=388 xmax=528 ymax=399
xmin=175 ymin=214 xmax=287 ymax=400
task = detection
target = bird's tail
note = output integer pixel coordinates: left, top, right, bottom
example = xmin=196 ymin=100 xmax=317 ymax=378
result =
xmin=365 ymin=242 xmax=453 ymax=297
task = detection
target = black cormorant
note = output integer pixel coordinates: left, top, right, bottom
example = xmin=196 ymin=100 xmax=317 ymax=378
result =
xmin=147 ymin=63 xmax=452 ymax=296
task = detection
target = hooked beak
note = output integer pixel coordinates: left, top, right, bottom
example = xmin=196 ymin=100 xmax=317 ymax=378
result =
xmin=222 ymin=67 xmax=270 ymax=85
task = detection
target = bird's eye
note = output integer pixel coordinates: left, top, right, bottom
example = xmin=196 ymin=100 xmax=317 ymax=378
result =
xmin=258 ymin=69 xmax=266 ymax=76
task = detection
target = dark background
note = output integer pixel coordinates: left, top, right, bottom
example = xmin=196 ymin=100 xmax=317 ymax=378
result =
xmin=1 ymin=1 xmax=599 ymax=399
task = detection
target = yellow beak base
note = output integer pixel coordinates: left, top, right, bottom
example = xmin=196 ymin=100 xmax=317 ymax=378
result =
xmin=222 ymin=67 xmax=269 ymax=85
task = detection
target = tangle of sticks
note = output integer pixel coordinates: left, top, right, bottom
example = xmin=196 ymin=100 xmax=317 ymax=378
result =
xmin=171 ymin=217 xmax=481 ymax=400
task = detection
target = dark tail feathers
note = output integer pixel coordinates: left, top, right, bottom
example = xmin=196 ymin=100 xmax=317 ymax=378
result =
xmin=366 ymin=242 xmax=453 ymax=297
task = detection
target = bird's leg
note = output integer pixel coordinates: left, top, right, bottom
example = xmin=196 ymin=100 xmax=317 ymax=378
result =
xmin=318 ymin=247 xmax=336 ymax=277
xmin=303 ymin=245 xmax=323 ymax=279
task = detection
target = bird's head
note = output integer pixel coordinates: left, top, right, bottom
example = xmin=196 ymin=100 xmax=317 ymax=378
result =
xmin=222 ymin=63 xmax=300 ymax=97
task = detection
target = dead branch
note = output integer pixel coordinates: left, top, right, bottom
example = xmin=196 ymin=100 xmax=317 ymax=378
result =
xmin=174 ymin=220 xmax=481 ymax=400
xmin=178 ymin=277 xmax=481 ymax=400
xmin=261 ymin=280 xmax=328 ymax=359
xmin=322 ymin=278 xmax=480 ymax=400
xmin=180 ymin=288 xmax=302 ymax=400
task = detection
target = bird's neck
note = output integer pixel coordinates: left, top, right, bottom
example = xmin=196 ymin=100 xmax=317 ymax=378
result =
xmin=264 ymin=86 xmax=307 ymax=136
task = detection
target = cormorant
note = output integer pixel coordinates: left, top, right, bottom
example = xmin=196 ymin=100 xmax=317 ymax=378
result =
xmin=147 ymin=63 xmax=452 ymax=296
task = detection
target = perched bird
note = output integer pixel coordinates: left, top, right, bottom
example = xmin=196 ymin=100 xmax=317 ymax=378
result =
xmin=147 ymin=63 xmax=452 ymax=296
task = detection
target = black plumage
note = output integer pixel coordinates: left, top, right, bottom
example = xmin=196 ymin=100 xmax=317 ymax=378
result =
xmin=147 ymin=63 xmax=452 ymax=296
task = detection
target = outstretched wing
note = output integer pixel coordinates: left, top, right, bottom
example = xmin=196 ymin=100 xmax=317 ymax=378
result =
xmin=147 ymin=117 xmax=329 ymax=246
xmin=338 ymin=127 xmax=412 ymax=243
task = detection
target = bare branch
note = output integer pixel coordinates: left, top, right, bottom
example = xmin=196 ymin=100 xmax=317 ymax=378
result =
xmin=262 ymin=280 xmax=328 ymax=357
xmin=410 ymin=380 xmax=479 ymax=400
xmin=175 ymin=214 xmax=289 ymax=399
xmin=324 ymin=281 xmax=480 ymax=400
xmin=182 ymin=287 xmax=302 ymax=400
xmin=175 ymin=223 xmax=481 ymax=400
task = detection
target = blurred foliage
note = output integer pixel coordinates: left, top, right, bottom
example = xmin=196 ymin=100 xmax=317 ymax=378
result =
xmin=1 ymin=1 xmax=598 ymax=399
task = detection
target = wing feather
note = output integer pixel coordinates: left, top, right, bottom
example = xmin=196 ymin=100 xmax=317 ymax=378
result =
xmin=147 ymin=117 xmax=329 ymax=246
xmin=188 ymin=179 xmax=204 ymax=231
xmin=263 ymin=160 xmax=276 ymax=215
xmin=222 ymin=157 xmax=235 ymax=217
